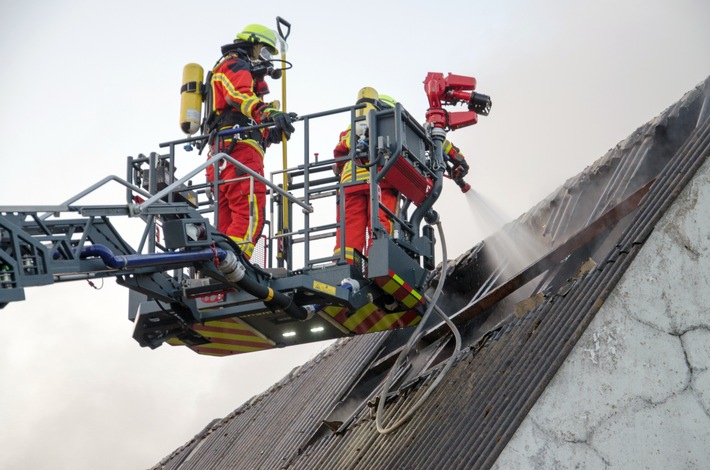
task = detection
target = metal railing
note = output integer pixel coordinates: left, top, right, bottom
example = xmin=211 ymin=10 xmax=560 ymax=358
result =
xmin=143 ymin=104 xmax=366 ymax=270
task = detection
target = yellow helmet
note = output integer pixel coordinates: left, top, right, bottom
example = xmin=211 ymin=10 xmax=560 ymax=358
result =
xmin=235 ymin=24 xmax=279 ymax=55
xmin=379 ymin=95 xmax=397 ymax=109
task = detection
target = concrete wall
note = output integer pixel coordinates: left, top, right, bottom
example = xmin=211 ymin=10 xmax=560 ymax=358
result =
xmin=493 ymin=157 xmax=710 ymax=469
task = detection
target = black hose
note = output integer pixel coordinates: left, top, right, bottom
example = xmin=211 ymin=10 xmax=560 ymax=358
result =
xmin=237 ymin=273 xmax=307 ymax=320
xmin=211 ymin=240 xmax=307 ymax=321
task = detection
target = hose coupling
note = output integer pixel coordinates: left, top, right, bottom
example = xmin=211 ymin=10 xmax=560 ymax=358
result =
xmin=219 ymin=251 xmax=246 ymax=283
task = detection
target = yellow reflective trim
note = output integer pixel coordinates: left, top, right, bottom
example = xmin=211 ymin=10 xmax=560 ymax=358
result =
xmin=391 ymin=272 xmax=405 ymax=285
xmin=264 ymin=288 xmax=274 ymax=302
xmin=250 ymin=192 xmax=260 ymax=240
xmin=242 ymin=192 xmax=261 ymax=257
xmin=381 ymin=278 xmax=400 ymax=295
xmin=369 ymin=312 xmax=407 ymax=332
xmin=240 ymin=97 xmax=261 ymax=117
xmin=340 ymin=161 xmax=369 ymax=183
xmin=402 ymin=295 xmax=419 ymax=309
xmin=212 ymin=73 xmax=260 ymax=117
xmin=338 ymin=127 xmax=353 ymax=150
xmin=333 ymin=247 xmax=355 ymax=261
xmin=199 ymin=343 xmax=268 ymax=353
xmin=197 ymin=330 xmax=272 ymax=344
xmin=240 ymin=139 xmax=265 ymax=157
xmin=229 ymin=235 xmax=254 ymax=258
xmin=197 ymin=319 xmax=275 ymax=344
xmin=323 ymin=305 xmax=346 ymax=318
xmin=442 ymin=139 xmax=453 ymax=155
xmin=343 ymin=303 xmax=377 ymax=330
xmin=202 ymin=320 xmax=247 ymax=330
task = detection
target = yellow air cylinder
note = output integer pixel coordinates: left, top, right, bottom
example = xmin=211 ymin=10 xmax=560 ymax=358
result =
xmin=355 ymin=86 xmax=379 ymax=117
xmin=355 ymin=86 xmax=378 ymax=137
xmin=179 ymin=63 xmax=204 ymax=135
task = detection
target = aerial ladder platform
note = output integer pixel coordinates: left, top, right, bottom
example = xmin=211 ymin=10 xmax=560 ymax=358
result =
xmin=0 ymin=73 xmax=491 ymax=357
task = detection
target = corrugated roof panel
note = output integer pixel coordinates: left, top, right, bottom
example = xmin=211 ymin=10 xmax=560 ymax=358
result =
xmin=155 ymin=333 xmax=388 ymax=469
xmin=153 ymin=76 xmax=710 ymax=470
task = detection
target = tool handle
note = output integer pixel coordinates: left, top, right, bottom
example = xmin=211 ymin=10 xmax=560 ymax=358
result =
xmin=276 ymin=17 xmax=291 ymax=41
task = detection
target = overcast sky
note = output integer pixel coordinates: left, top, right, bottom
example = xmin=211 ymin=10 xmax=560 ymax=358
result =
xmin=1 ymin=1 xmax=708 ymax=468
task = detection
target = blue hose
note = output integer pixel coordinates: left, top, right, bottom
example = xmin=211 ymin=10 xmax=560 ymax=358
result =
xmin=80 ymin=244 xmax=226 ymax=269
xmin=81 ymin=244 xmax=308 ymax=320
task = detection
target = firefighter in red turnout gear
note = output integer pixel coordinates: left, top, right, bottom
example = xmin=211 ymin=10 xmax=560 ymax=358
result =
xmin=333 ymin=88 xmax=398 ymax=263
xmin=204 ymin=24 xmax=296 ymax=259
xmin=333 ymin=89 xmax=471 ymax=263
xmin=442 ymin=139 xmax=470 ymax=191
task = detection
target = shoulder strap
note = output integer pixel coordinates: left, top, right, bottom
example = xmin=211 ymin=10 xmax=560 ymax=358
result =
xmin=199 ymin=69 xmax=215 ymax=136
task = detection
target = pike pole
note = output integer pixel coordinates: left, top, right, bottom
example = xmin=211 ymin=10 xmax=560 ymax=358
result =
xmin=276 ymin=16 xmax=291 ymax=267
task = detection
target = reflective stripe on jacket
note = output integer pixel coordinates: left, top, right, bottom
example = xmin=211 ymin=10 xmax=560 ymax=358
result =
xmin=210 ymin=54 xmax=270 ymax=157
xmin=334 ymin=127 xmax=369 ymax=184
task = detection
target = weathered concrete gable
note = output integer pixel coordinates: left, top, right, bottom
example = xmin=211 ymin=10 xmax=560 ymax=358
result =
xmin=493 ymin=157 xmax=710 ymax=469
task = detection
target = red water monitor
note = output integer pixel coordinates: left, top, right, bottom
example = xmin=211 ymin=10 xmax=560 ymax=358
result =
xmin=424 ymin=72 xmax=492 ymax=130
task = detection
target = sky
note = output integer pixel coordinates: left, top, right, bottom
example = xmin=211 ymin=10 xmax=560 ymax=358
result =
xmin=0 ymin=0 xmax=708 ymax=468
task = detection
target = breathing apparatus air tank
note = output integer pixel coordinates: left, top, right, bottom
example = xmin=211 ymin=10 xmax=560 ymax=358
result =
xmin=179 ymin=63 xmax=205 ymax=135
xmin=355 ymin=86 xmax=378 ymax=137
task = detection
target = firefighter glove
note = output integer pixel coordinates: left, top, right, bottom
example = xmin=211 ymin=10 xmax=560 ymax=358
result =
xmin=270 ymin=111 xmax=296 ymax=140
xmin=456 ymin=159 xmax=469 ymax=178
xmin=266 ymin=127 xmax=284 ymax=144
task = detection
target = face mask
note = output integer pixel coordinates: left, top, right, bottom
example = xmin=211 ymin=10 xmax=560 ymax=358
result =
xmin=258 ymin=45 xmax=272 ymax=61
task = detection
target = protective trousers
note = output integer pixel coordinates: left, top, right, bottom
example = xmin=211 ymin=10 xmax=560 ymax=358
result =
xmin=210 ymin=142 xmax=266 ymax=259
xmin=334 ymin=182 xmax=398 ymax=263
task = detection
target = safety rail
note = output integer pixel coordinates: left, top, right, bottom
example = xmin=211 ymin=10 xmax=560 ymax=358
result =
xmin=149 ymin=104 xmax=369 ymax=271
xmin=1 ymin=100 xmax=443 ymax=334
xmin=126 ymin=148 xmax=316 ymax=265
xmin=135 ymin=101 xmax=441 ymax=275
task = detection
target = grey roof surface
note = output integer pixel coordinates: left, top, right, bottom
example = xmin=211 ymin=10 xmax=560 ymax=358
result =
xmin=153 ymin=75 xmax=710 ymax=470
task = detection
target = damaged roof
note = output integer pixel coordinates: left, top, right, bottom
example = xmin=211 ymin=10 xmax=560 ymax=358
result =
xmin=152 ymin=75 xmax=710 ymax=470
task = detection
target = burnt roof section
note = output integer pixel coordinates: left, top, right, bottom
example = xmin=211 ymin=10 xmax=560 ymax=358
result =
xmin=153 ymin=75 xmax=710 ymax=470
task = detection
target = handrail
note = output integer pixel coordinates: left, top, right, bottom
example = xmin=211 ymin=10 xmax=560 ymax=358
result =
xmin=134 ymin=152 xmax=313 ymax=214
xmin=0 ymin=175 xmax=152 ymax=220
xmin=145 ymin=105 xmax=365 ymax=218
xmin=156 ymin=105 xmax=364 ymax=149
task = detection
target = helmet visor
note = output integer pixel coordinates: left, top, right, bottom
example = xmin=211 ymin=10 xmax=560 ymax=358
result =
xmin=258 ymin=45 xmax=273 ymax=60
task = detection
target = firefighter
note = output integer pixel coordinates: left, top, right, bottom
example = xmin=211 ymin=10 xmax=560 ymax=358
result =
xmin=442 ymin=139 xmax=470 ymax=190
xmin=204 ymin=24 xmax=296 ymax=259
xmin=333 ymin=88 xmax=398 ymax=263
xmin=333 ymin=91 xmax=471 ymax=264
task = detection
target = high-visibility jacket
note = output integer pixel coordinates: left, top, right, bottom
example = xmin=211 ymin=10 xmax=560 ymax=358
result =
xmin=442 ymin=139 xmax=466 ymax=166
xmin=333 ymin=126 xmax=396 ymax=190
xmin=333 ymin=126 xmax=397 ymax=262
xmin=333 ymin=126 xmax=369 ymax=185
xmin=207 ymin=52 xmax=276 ymax=158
